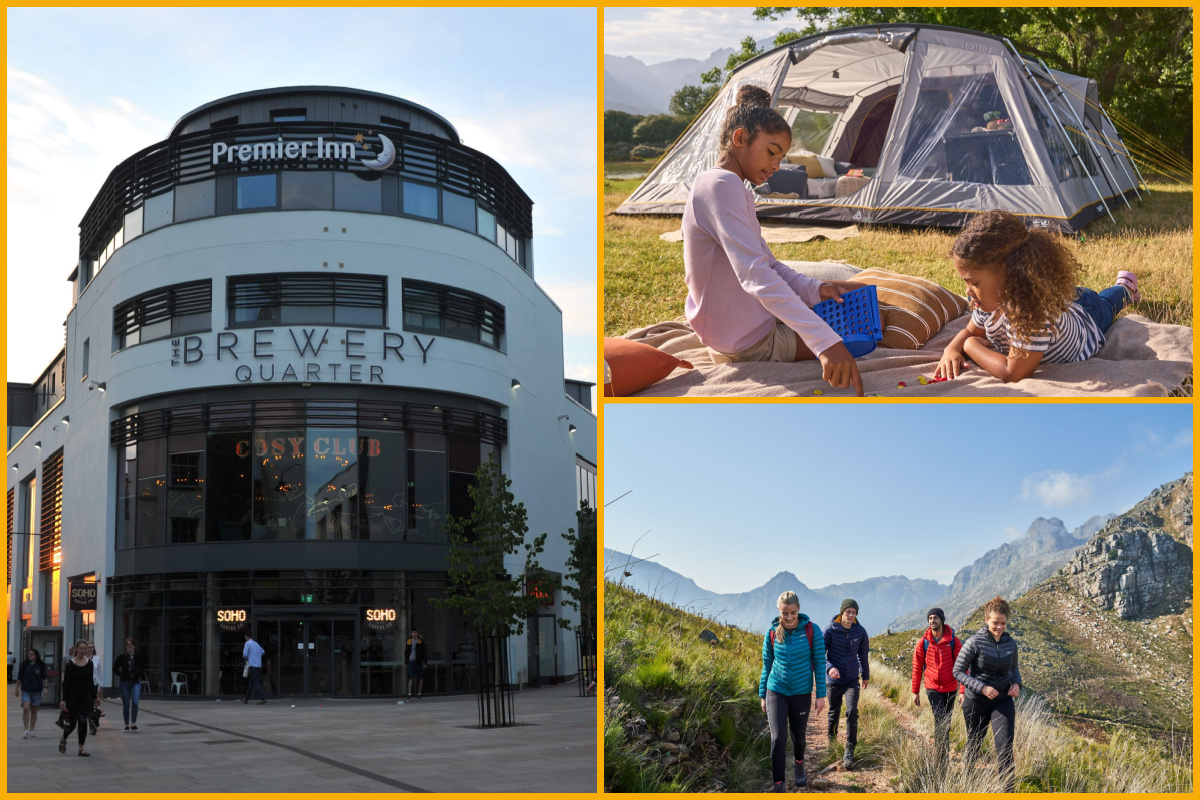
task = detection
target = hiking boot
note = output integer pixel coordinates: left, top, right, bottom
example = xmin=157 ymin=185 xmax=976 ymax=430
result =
xmin=794 ymin=760 xmax=807 ymax=788
xmin=843 ymin=744 xmax=856 ymax=771
xmin=773 ymin=781 xmax=786 ymax=793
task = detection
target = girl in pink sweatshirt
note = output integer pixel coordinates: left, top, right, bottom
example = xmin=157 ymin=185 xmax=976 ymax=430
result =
xmin=683 ymin=85 xmax=864 ymax=395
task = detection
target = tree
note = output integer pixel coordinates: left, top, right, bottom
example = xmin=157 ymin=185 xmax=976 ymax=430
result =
xmin=669 ymin=83 xmax=719 ymax=120
xmin=558 ymin=501 xmax=597 ymax=635
xmin=604 ymin=110 xmax=643 ymax=143
xmin=631 ymin=113 xmax=690 ymax=144
xmin=751 ymin=7 xmax=1192 ymax=159
xmin=433 ymin=455 xmax=551 ymax=726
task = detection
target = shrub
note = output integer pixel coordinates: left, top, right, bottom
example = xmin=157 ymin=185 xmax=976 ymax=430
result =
xmin=630 ymin=144 xmax=664 ymax=160
xmin=632 ymin=114 xmax=690 ymax=144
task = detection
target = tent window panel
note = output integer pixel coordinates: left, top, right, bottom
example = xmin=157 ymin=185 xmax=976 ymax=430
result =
xmin=1022 ymin=82 xmax=1094 ymax=181
xmin=789 ymin=109 xmax=840 ymax=156
xmin=897 ymin=70 xmax=1031 ymax=186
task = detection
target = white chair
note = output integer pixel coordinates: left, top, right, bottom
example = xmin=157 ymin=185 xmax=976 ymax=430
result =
xmin=139 ymin=678 xmax=152 ymax=694
xmin=170 ymin=672 xmax=189 ymax=695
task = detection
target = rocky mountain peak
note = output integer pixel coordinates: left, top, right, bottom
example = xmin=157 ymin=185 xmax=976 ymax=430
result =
xmin=1062 ymin=474 xmax=1192 ymax=620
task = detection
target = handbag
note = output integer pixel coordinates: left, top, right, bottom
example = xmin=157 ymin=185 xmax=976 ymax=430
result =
xmin=55 ymin=708 xmax=71 ymax=730
xmin=243 ymin=664 xmax=250 ymax=678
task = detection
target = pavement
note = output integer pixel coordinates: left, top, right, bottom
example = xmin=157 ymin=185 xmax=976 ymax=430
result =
xmin=7 ymin=682 xmax=597 ymax=793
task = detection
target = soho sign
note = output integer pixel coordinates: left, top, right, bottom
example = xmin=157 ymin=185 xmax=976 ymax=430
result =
xmin=212 ymin=133 xmax=397 ymax=171
xmin=169 ymin=327 xmax=435 ymax=384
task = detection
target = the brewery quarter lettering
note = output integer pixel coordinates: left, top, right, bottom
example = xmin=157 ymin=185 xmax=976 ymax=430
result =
xmin=174 ymin=328 xmax=432 ymax=383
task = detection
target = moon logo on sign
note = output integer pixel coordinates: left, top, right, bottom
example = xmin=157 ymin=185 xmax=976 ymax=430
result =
xmin=361 ymin=133 xmax=396 ymax=171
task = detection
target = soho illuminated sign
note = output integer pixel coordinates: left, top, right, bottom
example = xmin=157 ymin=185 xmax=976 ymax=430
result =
xmin=365 ymin=608 xmax=397 ymax=631
xmin=212 ymin=133 xmax=396 ymax=172
xmin=170 ymin=327 xmax=435 ymax=384
xmin=217 ymin=609 xmax=248 ymax=631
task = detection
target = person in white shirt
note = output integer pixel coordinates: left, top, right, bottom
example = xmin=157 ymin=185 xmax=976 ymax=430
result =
xmin=86 ymin=642 xmax=104 ymax=734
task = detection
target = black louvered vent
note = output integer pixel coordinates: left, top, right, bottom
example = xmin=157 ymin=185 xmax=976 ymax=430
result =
xmin=7 ymin=487 xmax=14 ymax=586
xmin=402 ymin=280 xmax=505 ymax=349
xmin=227 ymin=273 xmax=387 ymax=326
xmin=39 ymin=449 xmax=63 ymax=573
xmin=113 ymin=280 xmax=211 ymax=340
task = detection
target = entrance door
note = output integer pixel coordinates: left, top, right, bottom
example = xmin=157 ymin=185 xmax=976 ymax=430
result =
xmin=260 ymin=619 xmax=354 ymax=697
xmin=526 ymin=614 xmax=558 ymax=686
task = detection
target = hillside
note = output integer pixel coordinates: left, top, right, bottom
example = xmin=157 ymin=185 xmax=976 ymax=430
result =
xmin=606 ymin=548 xmax=944 ymax=635
xmin=606 ymin=581 xmax=1192 ymax=792
xmin=889 ymin=514 xmax=1113 ymax=632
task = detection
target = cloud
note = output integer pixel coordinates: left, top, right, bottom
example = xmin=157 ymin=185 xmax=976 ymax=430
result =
xmin=1004 ymin=526 xmax=1023 ymax=540
xmin=538 ymin=279 xmax=597 ymax=339
xmin=1169 ymin=426 xmax=1192 ymax=452
xmin=605 ymin=8 xmax=787 ymax=64
xmin=1020 ymin=470 xmax=1094 ymax=507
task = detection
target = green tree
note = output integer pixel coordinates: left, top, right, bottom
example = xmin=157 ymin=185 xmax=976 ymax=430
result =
xmin=669 ymin=83 xmax=720 ymax=120
xmin=557 ymin=502 xmax=597 ymax=635
xmin=751 ymin=7 xmax=1192 ymax=158
xmin=604 ymin=110 xmax=643 ymax=143
xmin=631 ymin=113 xmax=690 ymax=144
xmin=434 ymin=455 xmax=551 ymax=639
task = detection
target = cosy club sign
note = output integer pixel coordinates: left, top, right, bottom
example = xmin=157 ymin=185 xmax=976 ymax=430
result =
xmin=169 ymin=327 xmax=435 ymax=385
xmin=235 ymin=435 xmax=383 ymax=458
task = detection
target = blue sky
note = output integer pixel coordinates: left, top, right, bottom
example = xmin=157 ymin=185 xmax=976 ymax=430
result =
xmin=6 ymin=8 xmax=597 ymax=391
xmin=604 ymin=403 xmax=1193 ymax=592
xmin=605 ymin=7 xmax=790 ymax=64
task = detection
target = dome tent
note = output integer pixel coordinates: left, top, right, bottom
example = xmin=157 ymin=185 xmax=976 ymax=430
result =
xmin=615 ymin=25 xmax=1145 ymax=232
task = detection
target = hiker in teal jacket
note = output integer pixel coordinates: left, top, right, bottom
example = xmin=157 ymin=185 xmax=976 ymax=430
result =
xmin=759 ymin=591 xmax=827 ymax=792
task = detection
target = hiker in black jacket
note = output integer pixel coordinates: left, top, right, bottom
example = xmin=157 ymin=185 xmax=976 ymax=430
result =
xmin=824 ymin=598 xmax=869 ymax=770
xmin=953 ymin=596 xmax=1022 ymax=792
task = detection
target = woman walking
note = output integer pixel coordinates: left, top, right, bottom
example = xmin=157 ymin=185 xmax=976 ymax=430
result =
xmin=15 ymin=648 xmax=48 ymax=738
xmin=86 ymin=641 xmax=104 ymax=734
xmin=953 ymin=596 xmax=1022 ymax=792
xmin=58 ymin=638 xmax=99 ymax=756
xmin=759 ymin=591 xmax=827 ymax=792
xmin=113 ymin=638 xmax=144 ymax=731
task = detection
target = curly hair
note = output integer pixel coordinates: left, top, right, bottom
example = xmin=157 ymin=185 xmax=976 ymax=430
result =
xmin=982 ymin=595 xmax=1011 ymax=620
xmin=719 ymin=84 xmax=790 ymax=156
xmin=951 ymin=210 xmax=1079 ymax=347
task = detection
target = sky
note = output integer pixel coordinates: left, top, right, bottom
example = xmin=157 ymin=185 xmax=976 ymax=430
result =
xmin=605 ymin=7 xmax=791 ymax=64
xmin=604 ymin=403 xmax=1193 ymax=592
xmin=6 ymin=8 xmax=597 ymax=395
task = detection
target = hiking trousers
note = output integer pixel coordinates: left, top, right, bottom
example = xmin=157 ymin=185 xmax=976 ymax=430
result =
xmin=765 ymin=690 xmax=811 ymax=784
xmin=962 ymin=693 xmax=1016 ymax=791
xmin=826 ymin=684 xmax=860 ymax=747
xmin=925 ymin=690 xmax=957 ymax=764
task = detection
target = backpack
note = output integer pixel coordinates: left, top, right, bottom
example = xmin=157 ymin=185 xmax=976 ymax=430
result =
xmin=769 ymin=620 xmax=816 ymax=673
xmin=921 ymin=629 xmax=957 ymax=659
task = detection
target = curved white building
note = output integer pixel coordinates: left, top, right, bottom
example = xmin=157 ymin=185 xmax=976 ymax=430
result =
xmin=7 ymin=87 xmax=597 ymax=699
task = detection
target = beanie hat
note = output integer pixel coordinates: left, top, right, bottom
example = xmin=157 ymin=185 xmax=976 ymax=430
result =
xmin=840 ymin=598 xmax=859 ymax=614
xmin=927 ymin=607 xmax=945 ymax=624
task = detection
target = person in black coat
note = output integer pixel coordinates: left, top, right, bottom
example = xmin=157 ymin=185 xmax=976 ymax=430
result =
xmin=824 ymin=599 xmax=870 ymax=770
xmin=405 ymin=629 xmax=428 ymax=699
xmin=113 ymin=638 xmax=145 ymax=731
xmin=15 ymin=648 xmax=48 ymax=737
xmin=953 ymin=596 xmax=1022 ymax=792
xmin=59 ymin=638 xmax=99 ymax=756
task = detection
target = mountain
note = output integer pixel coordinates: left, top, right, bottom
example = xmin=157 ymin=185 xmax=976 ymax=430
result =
xmin=872 ymin=474 xmax=1193 ymax=736
xmin=888 ymin=514 xmax=1115 ymax=632
xmin=604 ymin=32 xmax=792 ymax=115
xmin=604 ymin=548 xmax=944 ymax=635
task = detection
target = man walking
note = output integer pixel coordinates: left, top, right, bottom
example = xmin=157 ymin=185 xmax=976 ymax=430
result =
xmin=910 ymin=607 xmax=962 ymax=765
xmin=242 ymin=631 xmax=267 ymax=705
xmin=406 ymin=628 xmax=427 ymax=699
xmin=824 ymin=599 xmax=869 ymax=770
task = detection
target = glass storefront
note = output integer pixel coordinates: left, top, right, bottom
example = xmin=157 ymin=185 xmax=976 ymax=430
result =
xmin=110 ymin=570 xmax=482 ymax=697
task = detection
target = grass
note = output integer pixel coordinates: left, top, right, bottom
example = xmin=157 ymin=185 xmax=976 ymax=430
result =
xmin=603 ymin=177 xmax=1193 ymax=340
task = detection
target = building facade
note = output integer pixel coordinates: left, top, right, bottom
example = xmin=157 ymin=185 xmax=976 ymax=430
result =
xmin=7 ymin=87 xmax=597 ymax=700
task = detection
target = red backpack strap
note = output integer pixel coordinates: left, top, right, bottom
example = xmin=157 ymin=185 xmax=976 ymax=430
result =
xmin=769 ymin=628 xmax=775 ymax=646
xmin=806 ymin=622 xmax=814 ymax=649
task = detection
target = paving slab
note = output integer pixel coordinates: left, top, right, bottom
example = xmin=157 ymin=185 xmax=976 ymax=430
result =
xmin=7 ymin=683 xmax=597 ymax=792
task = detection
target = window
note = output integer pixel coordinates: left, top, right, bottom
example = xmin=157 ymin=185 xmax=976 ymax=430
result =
xmin=402 ymin=280 xmax=505 ymax=350
xmin=378 ymin=115 xmax=411 ymax=131
xmin=576 ymin=458 xmax=597 ymax=509
xmin=334 ymin=171 xmax=382 ymax=212
xmin=271 ymin=108 xmax=307 ymax=122
xmin=476 ymin=206 xmax=496 ymax=243
xmin=228 ymin=273 xmax=387 ymax=328
xmin=175 ymin=179 xmax=215 ymax=222
xmin=442 ymin=191 xmax=475 ymax=232
xmin=81 ymin=338 xmax=90 ymax=380
xmin=281 ymin=171 xmax=333 ymax=209
xmin=236 ymin=174 xmax=277 ymax=210
xmin=112 ymin=280 xmax=212 ymax=351
xmin=402 ymin=181 xmax=438 ymax=220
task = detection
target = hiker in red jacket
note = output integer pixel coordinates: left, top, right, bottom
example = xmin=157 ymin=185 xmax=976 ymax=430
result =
xmin=910 ymin=607 xmax=962 ymax=765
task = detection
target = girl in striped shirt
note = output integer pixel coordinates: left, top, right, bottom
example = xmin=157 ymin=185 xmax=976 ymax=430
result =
xmin=935 ymin=210 xmax=1139 ymax=383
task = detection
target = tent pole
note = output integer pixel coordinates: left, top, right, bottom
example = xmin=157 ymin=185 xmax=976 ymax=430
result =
xmin=1003 ymin=38 xmax=1115 ymax=225
xmin=1098 ymin=104 xmax=1153 ymax=195
xmin=1036 ymin=58 xmax=1137 ymax=205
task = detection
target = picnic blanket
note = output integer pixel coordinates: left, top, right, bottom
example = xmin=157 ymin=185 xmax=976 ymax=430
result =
xmin=621 ymin=314 xmax=1192 ymax=398
xmin=659 ymin=223 xmax=859 ymax=244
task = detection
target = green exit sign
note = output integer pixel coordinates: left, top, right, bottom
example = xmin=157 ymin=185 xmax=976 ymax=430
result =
xmin=301 ymin=593 xmax=314 ymax=604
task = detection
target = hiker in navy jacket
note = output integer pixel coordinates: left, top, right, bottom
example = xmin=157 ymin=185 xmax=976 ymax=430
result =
xmin=910 ymin=607 xmax=962 ymax=765
xmin=824 ymin=598 xmax=870 ymax=770
xmin=953 ymin=596 xmax=1022 ymax=792
xmin=759 ymin=591 xmax=827 ymax=792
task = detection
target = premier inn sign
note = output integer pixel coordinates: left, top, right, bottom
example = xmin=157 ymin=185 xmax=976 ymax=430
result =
xmin=212 ymin=132 xmax=396 ymax=171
